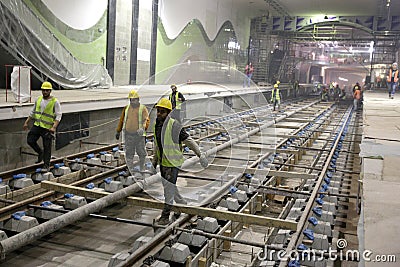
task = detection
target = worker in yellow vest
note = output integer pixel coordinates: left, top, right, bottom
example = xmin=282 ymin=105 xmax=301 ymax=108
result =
xmin=116 ymin=89 xmax=150 ymax=177
xmin=23 ymin=81 xmax=62 ymax=172
xmin=168 ymin=84 xmax=185 ymax=122
xmin=271 ymin=84 xmax=282 ymax=111
xmin=152 ymin=98 xmax=208 ymax=225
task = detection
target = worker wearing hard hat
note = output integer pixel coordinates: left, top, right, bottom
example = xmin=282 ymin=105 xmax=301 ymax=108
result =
xmin=387 ymin=62 xmax=399 ymax=99
xmin=271 ymin=83 xmax=282 ymax=111
xmin=152 ymin=98 xmax=208 ymax=225
xmin=23 ymin=81 xmax=62 ymax=172
xmin=168 ymin=84 xmax=185 ymax=122
xmin=116 ymin=89 xmax=150 ymax=177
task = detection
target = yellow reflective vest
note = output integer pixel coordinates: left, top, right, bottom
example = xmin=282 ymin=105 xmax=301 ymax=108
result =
xmin=169 ymin=92 xmax=182 ymax=110
xmin=32 ymin=96 xmax=57 ymax=129
xmin=271 ymin=89 xmax=280 ymax=101
xmin=154 ymin=118 xmax=184 ymax=167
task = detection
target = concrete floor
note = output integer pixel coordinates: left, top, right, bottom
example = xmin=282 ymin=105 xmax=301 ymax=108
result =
xmin=360 ymin=91 xmax=400 ymax=266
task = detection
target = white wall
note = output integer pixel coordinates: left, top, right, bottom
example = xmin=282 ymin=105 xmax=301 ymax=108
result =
xmin=159 ymin=0 xmax=252 ymax=48
xmin=42 ymin=0 xmax=107 ymax=30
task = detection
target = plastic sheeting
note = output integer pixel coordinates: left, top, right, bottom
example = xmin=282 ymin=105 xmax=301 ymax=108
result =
xmin=0 ymin=0 xmax=112 ymax=89
xmin=10 ymin=66 xmax=31 ymax=103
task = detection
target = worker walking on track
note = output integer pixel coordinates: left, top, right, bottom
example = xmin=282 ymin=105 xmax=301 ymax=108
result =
xmin=168 ymin=84 xmax=185 ymax=122
xmin=116 ymin=89 xmax=150 ymax=177
xmin=23 ymin=81 xmax=62 ymax=172
xmin=271 ymin=84 xmax=282 ymax=111
xmin=387 ymin=62 xmax=399 ymax=99
xmin=152 ymin=98 xmax=208 ymax=225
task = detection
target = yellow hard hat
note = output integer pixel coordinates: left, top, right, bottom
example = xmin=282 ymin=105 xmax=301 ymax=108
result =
xmin=170 ymin=84 xmax=177 ymax=89
xmin=128 ymin=89 xmax=139 ymax=99
xmin=41 ymin=81 xmax=53 ymax=90
xmin=155 ymin=98 xmax=172 ymax=111
xmin=274 ymin=84 xmax=279 ymax=88
xmin=276 ymin=80 xmax=280 ymax=85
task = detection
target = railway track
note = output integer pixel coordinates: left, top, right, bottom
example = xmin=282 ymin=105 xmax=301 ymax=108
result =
xmin=0 ymin=97 xmax=362 ymax=267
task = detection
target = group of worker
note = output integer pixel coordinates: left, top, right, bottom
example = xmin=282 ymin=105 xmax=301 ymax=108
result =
xmin=320 ymin=82 xmax=347 ymax=102
xmin=23 ymin=83 xmax=208 ymax=225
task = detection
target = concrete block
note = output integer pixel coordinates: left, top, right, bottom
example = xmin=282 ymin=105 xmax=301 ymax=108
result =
xmin=0 ymin=230 xmax=7 ymax=241
xmin=159 ymin=243 xmax=190 ymax=264
xmin=100 ymin=153 xmax=113 ymax=162
xmin=86 ymin=157 xmax=102 ymax=169
xmin=105 ymin=181 xmax=123 ymax=193
xmin=32 ymin=172 xmax=54 ymax=182
xmin=117 ymin=176 xmax=136 ymax=186
xmin=65 ymin=196 xmax=87 ymax=209
xmin=92 ymin=187 xmax=106 ymax=193
xmin=178 ymin=232 xmax=207 ymax=247
xmin=273 ymin=229 xmax=291 ymax=244
xmin=318 ymin=210 xmax=335 ymax=225
xmin=13 ymin=178 xmax=34 ymax=189
xmin=113 ymin=150 xmax=123 ymax=159
xmin=70 ymin=162 xmax=84 ymax=171
xmin=131 ymin=236 xmax=152 ymax=252
xmin=4 ymin=216 xmax=39 ymax=232
xmin=108 ymin=251 xmax=130 ymax=267
xmin=232 ymin=190 xmax=248 ymax=202
xmin=311 ymin=233 xmax=329 ymax=250
xmin=197 ymin=217 xmax=219 ymax=233
xmin=34 ymin=204 xmax=64 ymax=220
xmin=321 ymin=202 xmax=336 ymax=214
xmin=309 ymin=221 xmax=332 ymax=237
xmin=322 ymin=195 xmax=338 ymax=205
xmin=52 ymin=166 xmax=71 ymax=176
xmin=287 ymin=207 xmax=302 ymax=221
xmin=0 ymin=184 xmax=11 ymax=195
xmin=293 ymin=199 xmax=307 ymax=208
xmin=223 ymin=197 xmax=240 ymax=211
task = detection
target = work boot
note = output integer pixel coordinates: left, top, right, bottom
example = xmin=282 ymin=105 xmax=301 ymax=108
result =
xmin=155 ymin=214 xmax=170 ymax=225
xmin=40 ymin=165 xmax=49 ymax=173
xmin=35 ymin=152 xmax=43 ymax=164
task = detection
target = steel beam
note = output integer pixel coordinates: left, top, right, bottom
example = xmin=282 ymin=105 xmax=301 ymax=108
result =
xmin=40 ymin=181 xmax=297 ymax=231
xmin=207 ymin=164 xmax=316 ymax=180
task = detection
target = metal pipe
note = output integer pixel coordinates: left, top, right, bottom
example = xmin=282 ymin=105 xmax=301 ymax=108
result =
xmin=0 ymin=176 xmax=153 ymax=258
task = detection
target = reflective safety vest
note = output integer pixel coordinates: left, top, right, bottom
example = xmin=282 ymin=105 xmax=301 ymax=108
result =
xmin=169 ymin=92 xmax=182 ymax=110
xmin=122 ymin=104 xmax=146 ymax=136
xmin=33 ymin=96 xmax=57 ymax=129
xmin=271 ymin=89 xmax=280 ymax=101
xmin=154 ymin=118 xmax=184 ymax=167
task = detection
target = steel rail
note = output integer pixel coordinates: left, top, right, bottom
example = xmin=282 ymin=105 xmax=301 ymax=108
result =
xmin=278 ymin=106 xmax=354 ymax=266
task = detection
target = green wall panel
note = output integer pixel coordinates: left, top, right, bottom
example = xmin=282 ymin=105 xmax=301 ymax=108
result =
xmin=156 ymin=19 xmax=245 ymax=84
xmin=23 ymin=0 xmax=107 ymax=64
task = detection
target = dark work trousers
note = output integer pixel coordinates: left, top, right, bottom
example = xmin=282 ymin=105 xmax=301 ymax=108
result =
xmin=27 ymin=125 xmax=53 ymax=167
xmin=160 ymin=165 xmax=187 ymax=217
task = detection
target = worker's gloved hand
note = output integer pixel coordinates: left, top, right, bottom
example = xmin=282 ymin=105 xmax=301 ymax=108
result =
xmin=115 ymin=132 xmax=120 ymax=140
xmin=136 ymin=128 xmax=144 ymax=136
xmin=199 ymin=153 xmax=208 ymax=168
